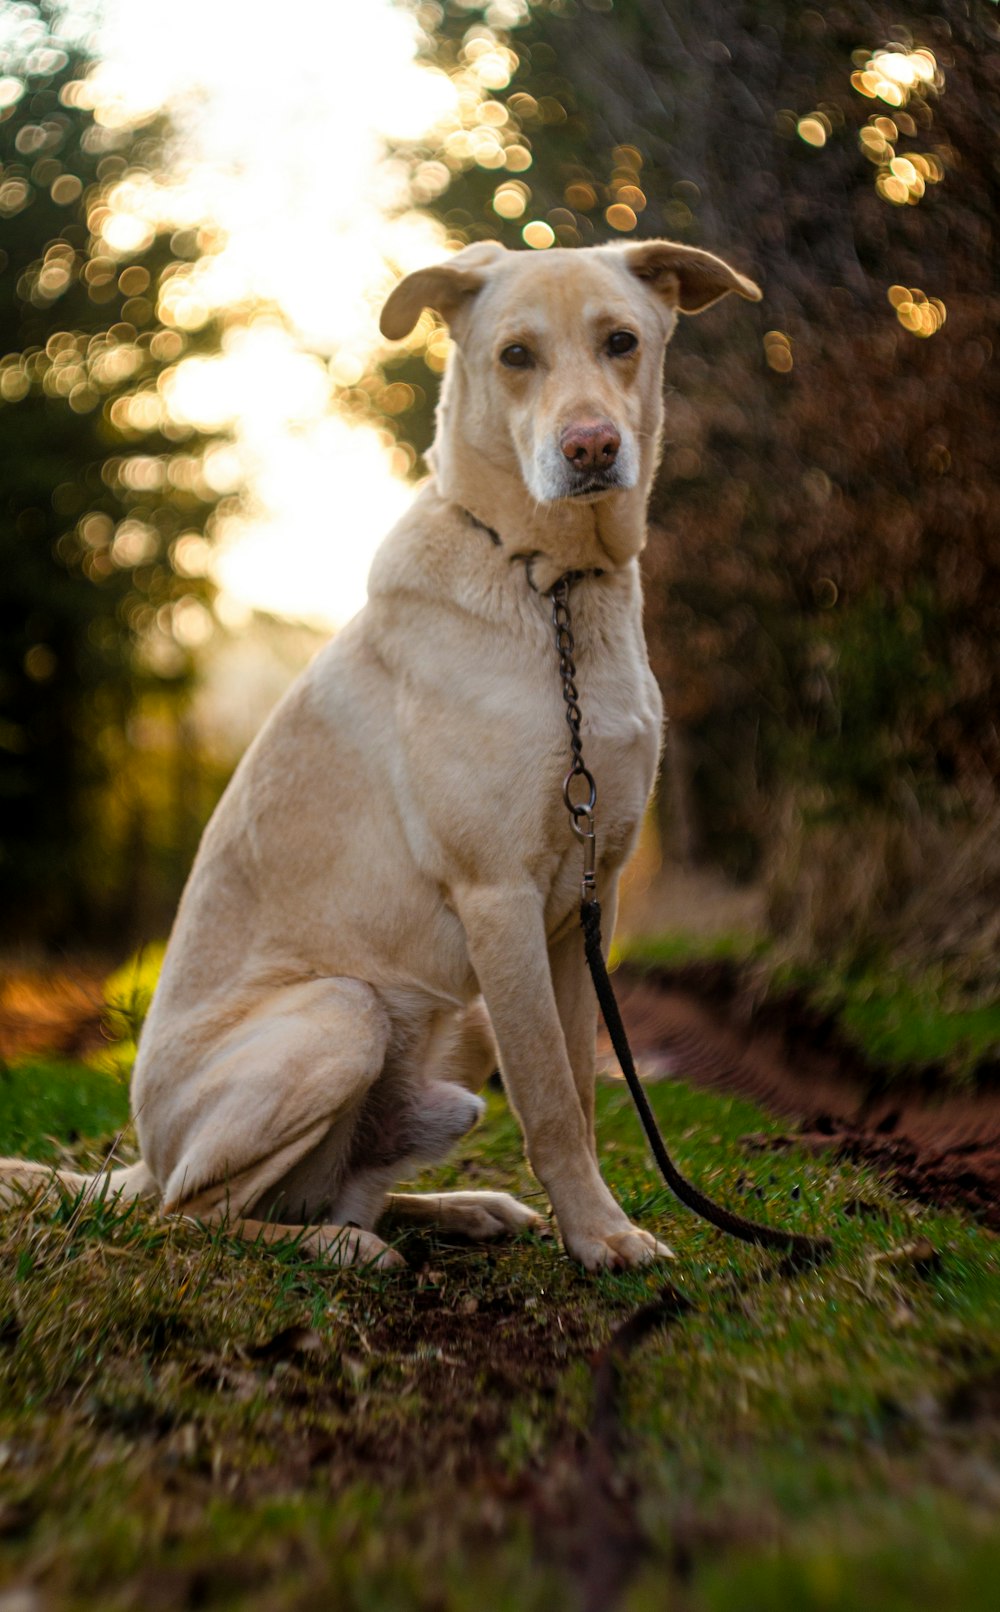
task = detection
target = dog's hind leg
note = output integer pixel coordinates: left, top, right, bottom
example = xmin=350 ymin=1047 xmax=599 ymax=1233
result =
xmin=328 ymin=1076 xmax=489 ymax=1235
xmin=187 ymin=1204 xmax=404 ymax=1269
xmin=384 ymin=1189 xmax=547 ymax=1240
xmin=0 ymin=1158 xmax=156 ymax=1211
xmin=377 ymin=1064 xmax=548 ymax=1242
xmin=140 ymin=977 xmax=401 ymax=1265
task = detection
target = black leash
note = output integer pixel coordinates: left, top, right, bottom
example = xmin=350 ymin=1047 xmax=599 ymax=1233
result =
xmin=549 ymin=573 xmax=832 ymax=1264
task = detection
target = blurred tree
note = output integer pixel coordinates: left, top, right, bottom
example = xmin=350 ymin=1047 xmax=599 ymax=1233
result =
xmin=0 ymin=2 xmax=222 ymax=943
xmin=383 ymin=0 xmax=1000 ymax=957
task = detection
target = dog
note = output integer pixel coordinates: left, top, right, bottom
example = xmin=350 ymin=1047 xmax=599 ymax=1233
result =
xmin=1 ymin=239 xmax=760 ymax=1270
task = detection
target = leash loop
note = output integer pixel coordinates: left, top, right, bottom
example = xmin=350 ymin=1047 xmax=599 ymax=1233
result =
xmin=564 ymin=766 xmax=597 ymax=823
xmin=547 ymin=570 xmax=832 ymax=1264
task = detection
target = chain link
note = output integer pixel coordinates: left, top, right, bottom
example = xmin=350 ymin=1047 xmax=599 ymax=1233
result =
xmin=550 ymin=574 xmax=597 ymax=901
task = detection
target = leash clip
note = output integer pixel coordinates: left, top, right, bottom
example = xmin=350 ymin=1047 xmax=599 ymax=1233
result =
xmin=572 ymin=806 xmax=597 ymax=902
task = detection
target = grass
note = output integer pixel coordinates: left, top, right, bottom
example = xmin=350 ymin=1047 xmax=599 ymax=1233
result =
xmin=619 ymin=931 xmax=1000 ymax=1085
xmin=0 ymin=1056 xmax=130 ymax=1164
xmin=612 ymin=929 xmax=766 ymax=972
xmin=2 ymin=1056 xmax=999 ymax=1609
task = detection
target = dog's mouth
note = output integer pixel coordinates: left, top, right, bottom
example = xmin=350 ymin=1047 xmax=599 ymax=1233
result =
xmin=564 ymin=471 xmax=622 ymax=499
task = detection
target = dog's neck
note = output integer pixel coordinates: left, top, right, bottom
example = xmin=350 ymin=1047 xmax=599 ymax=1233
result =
xmin=431 ymin=437 xmax=650 ymax=596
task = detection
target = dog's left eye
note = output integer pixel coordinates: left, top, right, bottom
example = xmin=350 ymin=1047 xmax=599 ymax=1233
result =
xmin=500 ymin=343 xmax=534 ymax=369
xmin=607 ymin=330 xmax=638 ymax=357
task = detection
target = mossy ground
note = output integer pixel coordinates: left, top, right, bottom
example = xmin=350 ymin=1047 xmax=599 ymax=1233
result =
xmin=1 ymin=1057 xmax=999 ymax=1609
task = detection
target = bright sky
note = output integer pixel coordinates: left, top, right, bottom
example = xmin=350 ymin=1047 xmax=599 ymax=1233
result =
xmin=89 ymin=0 xmax=458 ymax=629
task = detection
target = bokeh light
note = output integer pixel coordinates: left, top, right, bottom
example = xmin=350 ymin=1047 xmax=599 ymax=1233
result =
xmin=605 ymin=202 xmax=637 ymax=231
xmin=493 ymin=181 xmax=528 ymax=218
xmin=763 ymin=330 xmax=793 ymax=372
xmin=522 ymin=219 xmax=554 ymax=249
xmin=887 ymin=284 xmax=946 ymax=337
xmin=796 ymin=115 xmax=828 ymax=147
xmin=851 ymin=45 xmax=940 ymax=106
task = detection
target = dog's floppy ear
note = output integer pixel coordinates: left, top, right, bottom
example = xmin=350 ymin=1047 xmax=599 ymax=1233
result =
xmin=380 ymin=241 xmax=508 ymax=340
xmin=623 ymin=239 xmax=762 ymax=314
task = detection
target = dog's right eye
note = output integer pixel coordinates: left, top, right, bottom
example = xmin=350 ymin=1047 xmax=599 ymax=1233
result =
xmin=500 ymin=344 xmax=533 ymax=369
xmin=607 ymin=329 xmax=639 ymax=357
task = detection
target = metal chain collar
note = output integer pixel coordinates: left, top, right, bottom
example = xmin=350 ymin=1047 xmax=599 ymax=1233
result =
xmin=549 ymin=573 xmax=598 ymax=902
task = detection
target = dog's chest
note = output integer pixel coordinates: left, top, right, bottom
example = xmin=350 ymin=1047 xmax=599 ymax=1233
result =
xmin=369 ymin=571 xmax=662 ymax=896
xmin=504 ymin=602 xmax=662 ymax=833
xmin=570 ymin=640 xmax=662 ymax=825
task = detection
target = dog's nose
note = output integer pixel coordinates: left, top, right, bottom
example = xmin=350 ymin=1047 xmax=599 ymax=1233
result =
xmin=560 ymin=418 xmax=621 ymax=471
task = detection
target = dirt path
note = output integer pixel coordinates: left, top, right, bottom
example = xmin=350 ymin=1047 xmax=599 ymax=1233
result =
xmin=607 ymin=971 xmax=1000 ymax=1230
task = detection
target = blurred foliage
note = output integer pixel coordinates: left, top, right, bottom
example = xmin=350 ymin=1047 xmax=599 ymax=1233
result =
xmin=383 ymin=0 xmax=1000 ymax=963
xmin=99 ymin=939 xmax=166 ymax=1075
xmin=0 ymin=2 xmax=225 ymax=943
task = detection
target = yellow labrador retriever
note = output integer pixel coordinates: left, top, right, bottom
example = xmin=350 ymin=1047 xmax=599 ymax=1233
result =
xmin=2 ymin=240 xmax=759 ymax=1270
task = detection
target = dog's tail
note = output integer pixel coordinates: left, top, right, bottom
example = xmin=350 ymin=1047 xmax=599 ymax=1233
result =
xmin=0 ymin=1157 xmax=157 ymax=1211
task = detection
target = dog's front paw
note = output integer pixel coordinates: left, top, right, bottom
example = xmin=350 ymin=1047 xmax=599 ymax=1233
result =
xmin=564 ymin=1223 xmax=674 ymax=1271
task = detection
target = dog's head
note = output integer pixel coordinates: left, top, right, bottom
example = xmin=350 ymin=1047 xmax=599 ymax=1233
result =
xmin=380 ymin=239 xmax=760 ymax=509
